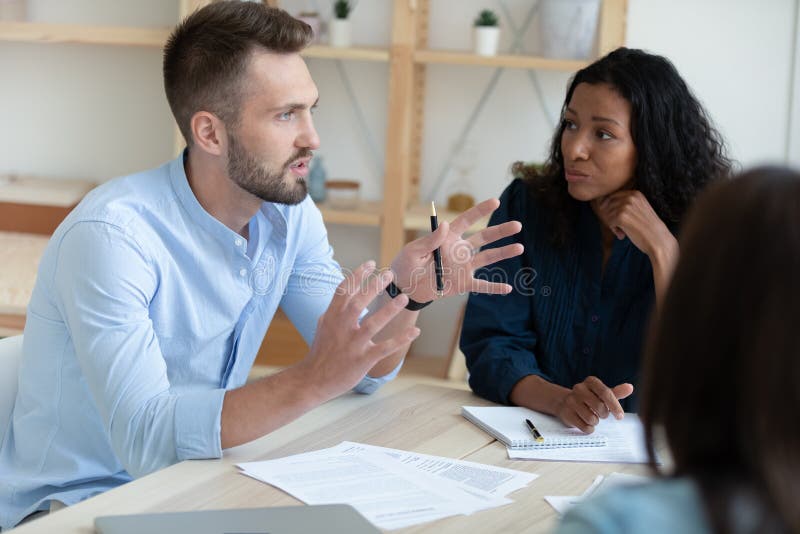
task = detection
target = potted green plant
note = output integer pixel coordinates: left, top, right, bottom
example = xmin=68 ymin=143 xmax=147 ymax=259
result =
xmin=473 ymin=9 xmax=500 ymax=56
xmin=330 ymin=0 xmax=355 ymax=48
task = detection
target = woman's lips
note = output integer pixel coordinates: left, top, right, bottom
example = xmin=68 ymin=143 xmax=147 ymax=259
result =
xmin=565 ymin=170 xmax=590 ymax=182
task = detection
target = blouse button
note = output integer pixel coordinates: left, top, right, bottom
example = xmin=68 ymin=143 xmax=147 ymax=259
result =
xmin=235 ymin=238 xmax=243 ymax=247
xmin=239 ymin=268 xmax=247 ymax=277
xmin=582 ymin=346 xmax=590 ymax=355
xmin=591 ymin=314 xmax=599 ymax=323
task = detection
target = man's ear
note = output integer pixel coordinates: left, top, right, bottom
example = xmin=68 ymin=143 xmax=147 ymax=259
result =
xmin=190 ymin=111 xmax=227 ymax=157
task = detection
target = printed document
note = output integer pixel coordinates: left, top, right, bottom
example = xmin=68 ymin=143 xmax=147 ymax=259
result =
xmin=334 ymin=441 xmax=538 ymax=500
xmin=237 ymin=442 xmax=534 ymax=530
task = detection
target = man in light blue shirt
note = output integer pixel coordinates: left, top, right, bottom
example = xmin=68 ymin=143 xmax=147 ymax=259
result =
xmin=0 ymin=2 xmax=523 ymax=528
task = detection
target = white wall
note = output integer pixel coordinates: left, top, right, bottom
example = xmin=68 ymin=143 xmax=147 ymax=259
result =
xmin=626 ymin=0 xmax=798 ymax=168
xmin=1 ymin=0 xmax=798 ymax=358
xmin=789 ymin=0 xmax=800 ymax=166
xmin=0 ymin=0 xmax=177 ymax=180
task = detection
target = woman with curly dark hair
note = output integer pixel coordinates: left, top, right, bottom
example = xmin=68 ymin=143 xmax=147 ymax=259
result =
xmin=460 ymin=47 xmax=732 ymax=433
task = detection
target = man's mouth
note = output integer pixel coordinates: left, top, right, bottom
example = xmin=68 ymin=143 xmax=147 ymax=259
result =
xmin=288 ymin=157 xmax=312 ymax=178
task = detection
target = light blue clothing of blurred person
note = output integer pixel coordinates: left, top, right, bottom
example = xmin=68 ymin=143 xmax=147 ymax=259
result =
xmin=556 ymin=478 xmax=711 ymax=534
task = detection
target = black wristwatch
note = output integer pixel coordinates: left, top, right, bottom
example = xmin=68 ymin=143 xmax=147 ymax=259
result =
xmin=386 ymin=281 xmax=433 ymax=311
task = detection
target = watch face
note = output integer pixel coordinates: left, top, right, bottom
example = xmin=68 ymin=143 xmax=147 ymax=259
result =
xmin=386 ymin=281 xmax=401 ymax=298
xmin=385 ymin=281 xmax=430 ymax=310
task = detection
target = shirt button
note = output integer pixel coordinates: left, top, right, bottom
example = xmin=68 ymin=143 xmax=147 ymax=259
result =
xmin=591 ymin=314 xmax=599 ymax=323
xmin=239 ymin=268 xmax=247 ymax=277
xmin=582 ymin=347 xmax=590 ymax=355
xmin=235 ymin=238 xmax=243 ymax=247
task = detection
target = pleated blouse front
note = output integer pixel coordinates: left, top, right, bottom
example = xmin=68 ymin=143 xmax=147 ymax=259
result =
xmin=461 ymin=178 xmax=656 ymax=410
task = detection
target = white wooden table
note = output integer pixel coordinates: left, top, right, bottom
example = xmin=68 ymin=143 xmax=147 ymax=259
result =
xmin=12 ymin=378 xmax=652 ymax=533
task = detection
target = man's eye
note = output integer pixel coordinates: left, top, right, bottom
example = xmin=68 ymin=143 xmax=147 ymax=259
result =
xmin=279 ymin=111 xmax=294 ymax=121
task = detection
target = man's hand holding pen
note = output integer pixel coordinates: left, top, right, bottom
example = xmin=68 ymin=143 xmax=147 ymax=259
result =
xmin=389 ymin=198 xmax=524 ymax=304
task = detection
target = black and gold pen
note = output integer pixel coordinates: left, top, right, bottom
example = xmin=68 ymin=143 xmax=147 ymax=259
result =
xmin=525 ymin=418 xmax=545 ymax=443
xmin=430 ymin=201 xmax=444 ymax=296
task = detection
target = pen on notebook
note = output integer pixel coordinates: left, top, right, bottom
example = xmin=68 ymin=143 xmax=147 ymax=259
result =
xmin=430 ymin=201 xmax=444 ymax=296
xmin=525 ymin=418 xmax=545 ymax=443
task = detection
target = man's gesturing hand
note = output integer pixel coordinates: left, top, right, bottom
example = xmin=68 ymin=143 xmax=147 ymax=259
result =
xmin=299 ymin=261 xmax=421 ymax=402
xmin=391 ymin=198 xmax=524 ymax=303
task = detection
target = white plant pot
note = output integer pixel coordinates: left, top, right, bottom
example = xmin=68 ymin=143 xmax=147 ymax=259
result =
xmin=329 ymin=18 xmax=351 ymax=48
xmin=538 ymin=0 xmax=600 ymax=60
xmin=473 ymin=26 xmax=500 ymax=57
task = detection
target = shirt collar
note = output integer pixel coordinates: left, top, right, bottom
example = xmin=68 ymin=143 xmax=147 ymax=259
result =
xmin=168 ymin=152 xmax=245 ymax=250
xmin=167 ymin=150 xmax=288 ymax=250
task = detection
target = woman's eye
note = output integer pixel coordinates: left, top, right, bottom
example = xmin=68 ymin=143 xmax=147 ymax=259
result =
xmin=597 ymin=130 xmax=612 ymax=140
xmin=563 ymin=119 xmax=577 ymax=130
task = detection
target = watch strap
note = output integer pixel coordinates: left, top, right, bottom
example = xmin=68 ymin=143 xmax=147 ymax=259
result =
xmin=386 ymin=281 xmax=432 ymax=311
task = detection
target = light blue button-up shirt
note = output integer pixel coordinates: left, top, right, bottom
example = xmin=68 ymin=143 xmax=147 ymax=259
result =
xmin=0 ymin=154 xmax=399 ymax=529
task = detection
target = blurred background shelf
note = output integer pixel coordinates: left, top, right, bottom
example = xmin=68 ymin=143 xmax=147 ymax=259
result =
xmin=414 ymin=49 xmax=587 ymax=71
xmin=403 ymin=203 xmax=489 ymax=233
xmin=303 ymin=45 xmax=390 ymax=62
xmin=0 ymin=21 xmax=169 ymax=47
xmin=317 ymin=201 xmax=490 ymax=232
xmin=317 ymin=200 xmax=382 ymax=227
xmin=0 ymin=22 xmax=389 ymax=61
xmin=0 ymin=175 xmax=96 ymax=235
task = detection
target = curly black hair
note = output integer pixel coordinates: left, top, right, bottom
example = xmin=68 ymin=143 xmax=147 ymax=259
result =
xmin=514 ymin=47 xmax=734 ymax=244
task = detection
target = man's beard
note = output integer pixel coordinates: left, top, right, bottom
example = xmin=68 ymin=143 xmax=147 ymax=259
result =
xmin=227 ymin=134 xmax=309 ymax=205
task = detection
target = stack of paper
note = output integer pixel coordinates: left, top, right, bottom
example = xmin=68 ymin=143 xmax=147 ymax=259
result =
xmin=237 ymin=441 xmax=538 ymax=531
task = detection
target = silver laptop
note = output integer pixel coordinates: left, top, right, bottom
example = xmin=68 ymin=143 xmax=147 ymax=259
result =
xmin=94 ymin=504 xmax=380 ymax=534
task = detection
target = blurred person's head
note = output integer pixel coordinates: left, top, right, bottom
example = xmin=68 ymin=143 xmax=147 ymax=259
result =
xmin=641 ymin=166 xmax=800 ymax=533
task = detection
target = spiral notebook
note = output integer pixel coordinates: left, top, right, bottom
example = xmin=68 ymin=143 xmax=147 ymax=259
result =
xmin=462 ymin=406 xmax=607 ymax=449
